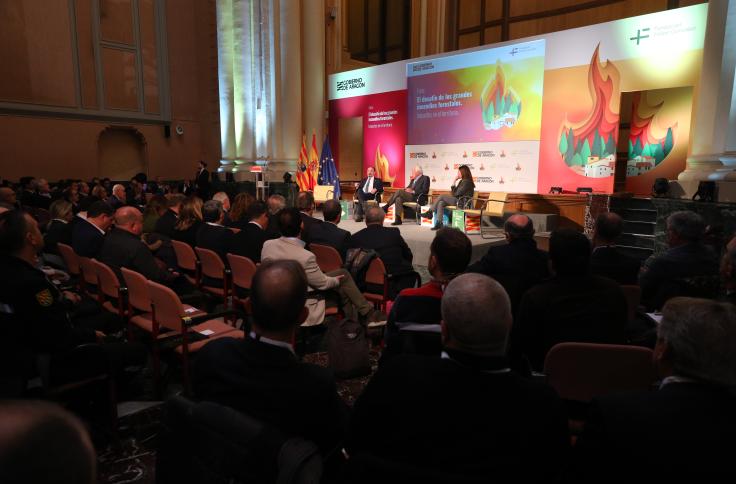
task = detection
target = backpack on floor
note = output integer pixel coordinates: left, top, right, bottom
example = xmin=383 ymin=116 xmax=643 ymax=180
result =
xmin=327 ymin=318 xmax=371 ymax=379
xmin=343 ymin=248 xmax=378 ymax=291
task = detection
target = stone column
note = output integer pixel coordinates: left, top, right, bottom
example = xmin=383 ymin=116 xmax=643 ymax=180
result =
xmin=216 ymin=0 xmax=237 ymax=174
xmin=302 ymin=0 xmax=326 ymax=143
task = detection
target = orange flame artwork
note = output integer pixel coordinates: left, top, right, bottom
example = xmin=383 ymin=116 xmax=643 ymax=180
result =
xmin=373 ymin=144 xmax=395 ymax=184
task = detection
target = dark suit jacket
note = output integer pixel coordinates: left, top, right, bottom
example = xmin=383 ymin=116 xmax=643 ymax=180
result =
xmin=154 ymin=209 xmax=178 ymax=238
xmin=196 ymin=168 xmax=210 ymax=198
xmin=98 ymin=227 xmax=172 ymax=284
xmin=466 ymin=237 xmax=549 ymax=314
xmin=450 ymin=179 xmax=475 ymax=199
xmin=590 ymin=246 xmax=641 ymax=285
xmin=71 ymin=218 xmax=106 ymax=257
xmin=192 ymin=336 xmax=348 ymax=454
xmin=264 ymin=213 xmax=281 ymax=240
xmin=195 ymin=223 xmax=234 ymax=262
xmin=44 ymin=220 xmax=73 ymax=255
xmin=347 ymin=352 xmax=569 ymax=481
xmin=407 ymin=175 xmax=430 ymax=203
xmin=571 ymin=382 xmax=736 ymax=482
xmin=107 ymin=195 xmax=125 ymax=210
xmin=351 ymin=224 xmax=413 ymax=275
xmin=357 ymin=176 xmax=384 ymax=201
xmin=514 ymin=274 xmax=628 ymax=371
xmin=228 ymin=222 xmax=268 ymax=263
xmin=308 ymin=221 xmax=352 ymax=261
xmin=299 ymin=212 xmax=323 ymax=244
xmin=171 ymin=221 xmax=203 ymax=248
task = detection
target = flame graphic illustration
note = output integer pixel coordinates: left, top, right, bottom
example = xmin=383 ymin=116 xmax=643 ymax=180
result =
xmin=626 ymin=91 xmax=676 ymax=174
xmin=480 ymin=61 xmax=522 ymax=130
xmin=373 ymin=144 xmax=395 ymax=184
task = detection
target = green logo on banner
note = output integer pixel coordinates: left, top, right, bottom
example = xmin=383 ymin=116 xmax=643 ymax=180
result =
xmin=630 ymin=28 xmax=650 ymax=45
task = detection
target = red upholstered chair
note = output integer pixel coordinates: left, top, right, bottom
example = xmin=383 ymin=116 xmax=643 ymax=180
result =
xmin=147 ymin=280 xmax=243 ymax=395
xmin=227 ymin=253 xmax=257 ymax=314
xmin=171 ymin=240 xmax=201 ymax=285
xmin=57 ymin=243 xmax=81 ymax=286
xmin=309 ymin=243 xmax=343 ymax=273
xmin=195 ymin=247 xmax=231 ymax=313
xmin=78 ymin=256 xmax=99 ymax=295
xmin=363 ymin=258 xmax=389 ymax=318
xmin=93 ymin=259 xmax=127 ymax=321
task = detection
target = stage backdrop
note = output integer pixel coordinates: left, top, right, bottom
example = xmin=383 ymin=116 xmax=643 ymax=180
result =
xmin=328 ymin=3 xmax=707 ymax=195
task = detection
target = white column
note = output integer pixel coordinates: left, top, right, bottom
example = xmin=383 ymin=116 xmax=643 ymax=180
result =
xmin=302 ymin=0 xmax=326 ymax=142
xmin=216 ymin=0 xmax=237 ymax=173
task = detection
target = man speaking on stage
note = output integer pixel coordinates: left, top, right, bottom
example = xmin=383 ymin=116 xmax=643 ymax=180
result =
xmin=354 ymin=166 xmax=383 ymax=223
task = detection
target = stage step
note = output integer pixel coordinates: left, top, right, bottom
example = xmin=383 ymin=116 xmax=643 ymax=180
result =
xmin=615 ymin=207 xmax=658 ymax=222
xmin=609 ymin=197 xmax=657 ymax=260
xmin=622 ymin=220 xmax=656 ymax=236
xmin=617 ymin=244 xmax=655 ymax=261
xmin=609 ymin=197 xmax=655 ymax=211
xmin=618 ymin=232 xmax=655 ymax=249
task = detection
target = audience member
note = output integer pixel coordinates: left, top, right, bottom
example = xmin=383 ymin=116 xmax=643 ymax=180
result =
xmin=309 ymin=199 xmax=352 ymax=260
xmin=0 ymin=187 xmax=17 ymax=210
xmin=514 ymin=229 xmax=627 ymax=371
xmin=296 ymin=191 xmax=323 ymax=243
xmin=154 ymin=194 xmax=184 ymax=238
xmin=347 ymin=273 xmax=569 ymax=481
xmin=381 ymin=165 xmax=430 ymax=225
xmin=193 ymin=260 xmax=348 ymax=456
xmin=381 ymin=227 xmax=471 ymax=363
xmin=228 ymin=192 xmax=255 ymax=229
xmin=571 ymin=297 xmax=736 ymax=482
xmin=71 ymin=200 xmax=113 ymax=257
xmin=261 ymin=208 xmax=385 ymax=325
xmin=0 ymin=401 xmax=96 ymax=484
xmin=354 ymin=166 xmax=383 ymax=223
xmin=19 ymin=177 xmax=37 ymax=207
xmin=195 ymin=200 xmax=234 ymax=262
xmin=228 ymin=200 xmax=269 ymax=263
xmin=212 ymin=191 xmax=232 ymax=225
xmin=126 ymin=178 xmax=146 ymax=207
xmin=466 ymin=214 xmax=549 ymax=314
xmin=720 ymin=247 xmax=736 ymax=305
xmin=34 ymin=178 xmax=52 ymax=210
xmin=43 ymin=199 xmax=74 ymax=256
xmin=590 ymin=212 xmax=641 ymax=284
xmin=108 ymin=184 xmax=126 ymax=210
xmin=142 ymin=195 xmax=168 ymax=234
xmin=171 ymin=197 xmax=203 ymax=247
xmin=639 ymin=211 xmax=719 ymax=310
xmin=265 ymin=194 xmax=286 ymax=239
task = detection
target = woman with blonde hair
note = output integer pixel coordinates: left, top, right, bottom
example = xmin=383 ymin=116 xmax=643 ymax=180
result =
xmin=171 ymin=196 xmax=203 ymax=247
xmin=142 ymin=195 xmax=168 ymax=234
xmin=44 ymin=199 xmax=74 ymax=255
xmin=228 ymin=192 xmax=255 ymax=229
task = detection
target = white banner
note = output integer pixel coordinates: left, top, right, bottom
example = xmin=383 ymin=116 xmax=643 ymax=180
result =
xmin=404 ymin=141 xmax=540 ymax=194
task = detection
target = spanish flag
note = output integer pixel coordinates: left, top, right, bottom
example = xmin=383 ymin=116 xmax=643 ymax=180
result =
xmin=308 ymin=131 xmax=320 ymax=190
xmin=296 ymin=134 xmax=310 ymax=192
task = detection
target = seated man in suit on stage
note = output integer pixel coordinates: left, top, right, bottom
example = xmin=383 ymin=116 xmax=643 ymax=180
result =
xmin=354 ymin=166 xmax=383 ymax=223
xmin=513 ymin=229 xmax=628 ymax=371
xmin=381 ymin=165 xmax=430 ymax=225
xmin=228 ymin=200 xmax=269 ymax=263
xmin=193 ymin=260 xmax=349 ymax=457
xmin=71 ymin=200 xmax=113 ymax=257
xmin=261 ymin=208 xmax=386 ymax=326
xmin=590 ymin=212 xmax=641 ymax=285
xmin=346 ymin=273 xmax=570 ymax=482
xmin=296 ymin=191 xmax=322 ymax=243
xmin=466 ymin=214 xmax=549 ymax=315
xmin=309 ymin=199 xmax=352 ymax=260
xmin=195 ymin=200 xmax=234 ymax=262
xmin=571 ymin=297 xmax=736 ymax=483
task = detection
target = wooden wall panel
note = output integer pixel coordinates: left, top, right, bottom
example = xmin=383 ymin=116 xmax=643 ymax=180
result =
xmin=75 ymin=0 xmax=98 ymax=109
xmin=458 ymin=0 xmax=482 ymax=29
xmin=99 ymin=0 xmax=135 ymax=45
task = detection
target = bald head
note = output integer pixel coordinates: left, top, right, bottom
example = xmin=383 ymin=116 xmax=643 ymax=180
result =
xmin=0 ymin=187 xmax=16 ymax=207
xmin=504 ymin=214 xmax=534 ymax=240
xmin=250 ymin=260 xmax=308 ymax=333
xmin=115 ymin=206 xmax=143 ymax=235
xmin=441 ymin=273 xmax=512 ymax=357
xmin=594 ymin=212 xmax=623 ymax=244
xmin=365 ymin=206 xmax=385 ymax=226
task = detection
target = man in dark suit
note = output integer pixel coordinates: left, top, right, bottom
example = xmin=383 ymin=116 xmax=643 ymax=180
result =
xmin=71 ymin=201 xmax=113 ymax=257
xmin=639 ymin=210 xmax=719 ymax=310
xmin=347 ymin=273 xmax=570 ymax=481
xmin=195 ymin=200 xmax=234 ymax=263
xmin=228 ymin=200 xmax=269 ymax=263
xmin=514 ymin=229 xmax=628 ymax=371
xmin=309 ymin=199 xmax=351 ymax=260
xmin=195 ymin=160 xmax=211 ymax=200
xmin=193 ymin=260 xmax=349 ymax=457
xmin=590 ymin=212 xmax=641 ymax=285
xmin=107 ymin=184 xmax=126 ymax=210
xmin=466 ymin=214 xmax=549 ymax=315
xmin=354 ymin=166 xmax=383 ymax=222
xmin=381 ymin=166 xmax=430 ymax=225
xmin=33 ymin=178 xmax=53 ymax=210
xmin=571 ymin=297 xmax=736 ymax=483
xmin=154 ymin=194 xmax=184 ymax=238
xmin=351 ymin=206 xmax=413 ymax=276
xmin=296 ymin=191 xmax=322 ymax=243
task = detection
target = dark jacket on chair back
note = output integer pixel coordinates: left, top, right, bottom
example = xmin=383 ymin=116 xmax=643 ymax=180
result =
xmin=71 ymin=218 xmax=106 ymax=257
xmin=351 ymin=225 xmax=413 ymax=275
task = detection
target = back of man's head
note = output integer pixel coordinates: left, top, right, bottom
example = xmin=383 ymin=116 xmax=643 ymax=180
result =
xmin=659 ymin=297 xmax=736 ymax=386
xmin=441 ymin=273 xmax=512 ymax=357
xmin=202 ymin=200 xmax=223 ymax=223
xmin=86 ymin=201 xmax=113 ymax=219
xmin=114 ymin=207 xmax=143 ymax=233
xmin=251 ymin=260 xmax=308 ymax=333
xmin=267 ymin=194 xmax=286 ymax=215
xmin=430 ymin=228 xmax=472 ymax=277
xmin=246 ymin=200 xmax=268 ymax=222
xmin=0 ymin=401 xmax=96 ymax=484
xmin=296 ymin=191 xmax=314 ymax=212
xmin=322 ymin=199 xmax=341 ymax=223
xmin=112 ymin=184 xmax=125 ymax=197
xmin=667 ymin=211 xmax=705 ymax=244
xmin=549 ymin=228 xmax=591 ymax=276
xmin=278 ymin=207 xmax=302 ymax=237
xmin=212 ymin=191 xmax=229 ymax=207
xmin=167 ymin=193 xmax=186 ymax=209
xmin=0 ymin=209 xmax=27 ymax=255
xmin=504 ymin=214 xmax=534 ymax=240
xmin=594 ymin=212 xmax=623 ymax=243
xmin=365 ymin=206 xmax=385 ymax=225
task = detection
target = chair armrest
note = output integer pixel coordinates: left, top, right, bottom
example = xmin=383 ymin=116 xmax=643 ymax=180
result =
xmin=456 ymin=196 xmax=473 ymax=209
xmin=182 ymin=309 xmax=243 ymax=327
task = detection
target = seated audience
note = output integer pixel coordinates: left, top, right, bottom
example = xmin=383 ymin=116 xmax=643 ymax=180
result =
xmin=193 ymin=260 xmax=349 ymax=455
xmin=466 ymin=214 xmax=549 ymax=314
xmin=19 ymin=178 xmax=37 ymax=207
xmin=571 ymin=297 xmax=736 ymax=482
xmin=381 ymin=227 xmax=471 ymax=363
xmin=0 ymin=401 xmax=96 ymax=484
xmin=108 ymin=184 xmax=126 ymax=210
xmin=195 ymin=200 xmax=234 ymax=262
xmin=347 ymin=273 xmax=569 ymax=481
xmin=34 ymin=178 xmax=52 ymax=210
xmin=154 ymin=194 xmax=184 ymax=238
xmin=262 ymin=208 xmax=385 ymax=325
xmin=171 ymin=197 xmax=203 ymax=247
xmin=0 ymin=187 xmax=18 ymax=210
xmin=142 ymin=195 xmax=168 ymax=234
xmin=228 ymin=200 xmax=269 ymax=263
xmin=639 ymin=210 xmax=719 ymax=310
xmin=78 ymin=184 xmax=107 ymax=212
xmin=720 ymin=246 xmax=736 ymax=305
xmin=212 ymin=191 xmax=232 ymax=226
xmin=43 ymin=199 xmax=74 ymax=256
xmin=71 ymin=200 xmax=113 ymax=257
xmin=126 ymin=178 xmax=146 ymax=207
xmin=514 ymin=229 xmax=627 ymax=371
xmin=227 ymin=192 xmax=255 ymax=230
xmin=309 ymin=199 xmax=352 ymax=260
xmin=265 ymin=194 xmax=285 ymax=239
xmin=590 ymin=212 xmax=641 ymax=285
xmin=296 ymin=191 xmax=323 ymax=243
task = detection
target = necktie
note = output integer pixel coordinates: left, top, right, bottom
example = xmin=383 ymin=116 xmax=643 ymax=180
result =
xmin=364 ymin=177 xmax=372 ymax=192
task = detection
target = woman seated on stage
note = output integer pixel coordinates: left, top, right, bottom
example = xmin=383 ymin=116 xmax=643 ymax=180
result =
xmin=422 ymin=164 xmax=475 ymax=230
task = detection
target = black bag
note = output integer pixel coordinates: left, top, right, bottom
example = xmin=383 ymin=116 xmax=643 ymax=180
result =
xmin=326 ymin=318 xmax=371 ymax=379
xmin=343 ymin=248 xmax=378 ymax=291
xmin=692 ymin=181 xmax=716 ymax=202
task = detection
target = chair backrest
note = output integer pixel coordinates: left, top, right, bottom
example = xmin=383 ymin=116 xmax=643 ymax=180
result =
xmin=620 ymin=284 xmax=641 ymax=322
xmin=121 ymin=267 xmax=152 ymax=313
xmin=78 ymin=256 xmax=99 ymax=286
xmin=364 ymin=257 xmax=386 ymax=287
xmin=313 ymin=185 xmax=334 ymax=203
xmin=310 ymin=243 xmax=343 ymax=273
xmin=57 ymin=243 xmax=80 ymax=276
xmin=171 ymin=240 xmax=198 ymax=272
xmin=195 ymin=247 xmax=225 ymax=280
xmin=486 ymin=191 xmax=508 ymax=217
xmin=227 ymin=253 xmax=257 ymax=290
xmin=543 ymin=342 xmax=656 ymax=403
xmin=93 ymin=260 xmax=120 ymax=299
xmin=147 ymin=280 xmax=186 ymax=332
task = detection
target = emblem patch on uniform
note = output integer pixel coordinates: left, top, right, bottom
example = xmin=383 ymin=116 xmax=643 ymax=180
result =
xmin=35 ymin=289 xmax=53 ymax=307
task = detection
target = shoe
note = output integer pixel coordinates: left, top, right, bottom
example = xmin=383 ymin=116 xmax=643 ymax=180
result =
xmin=391 ymin=218 xmax=402 ymax=225
xmin=380 ymin=204 xmax=389 ymax=212
xmin=420 ymin=211 xmax=433 ymax=218
xmin=363 ymin=309 xmax=388 ymax=328
xmin=431 ymin=224 xmax=443 ymax=230
xmin=354 ymin=216 xmax=364 ymax=222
